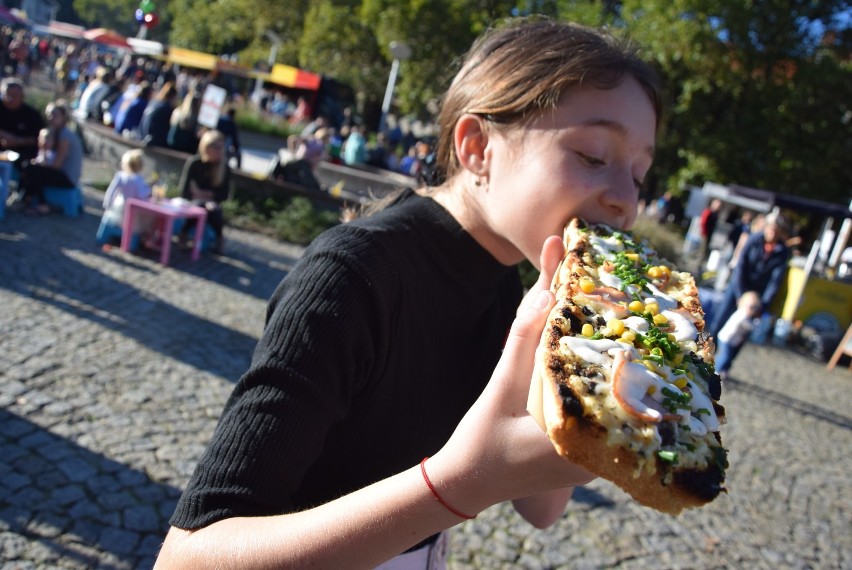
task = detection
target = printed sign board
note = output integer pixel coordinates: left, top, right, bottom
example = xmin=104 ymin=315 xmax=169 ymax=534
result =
xmin=198 ymin=84 xmax=227 ymax=129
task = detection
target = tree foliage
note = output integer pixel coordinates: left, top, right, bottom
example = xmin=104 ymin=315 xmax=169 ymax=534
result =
xmin=617 ymin=0 xmax=851 ymax=203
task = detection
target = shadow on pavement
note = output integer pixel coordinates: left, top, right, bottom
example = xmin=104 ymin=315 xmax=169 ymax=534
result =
xmin=1 ymin=215 xmax=259 ymax=382
xmin=571 ymin=485 xmax=617 ymax=509
xmin=1 ymin=408 xmax=177 ymax=568
xmin=725 ymin=376 xmax=852 ymax=431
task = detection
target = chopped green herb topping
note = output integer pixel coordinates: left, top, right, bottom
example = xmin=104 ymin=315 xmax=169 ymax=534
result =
xmin=657 ymin=450 xmax=679 ymax=464
xmin=611 ymin=251 xmax=648 ymax=290
xmin=634 ymin=324 xmax=681 ymax=361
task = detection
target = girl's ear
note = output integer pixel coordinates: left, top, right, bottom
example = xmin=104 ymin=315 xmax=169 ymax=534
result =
xmin=453 ymin=114 xmax=489 ymax=176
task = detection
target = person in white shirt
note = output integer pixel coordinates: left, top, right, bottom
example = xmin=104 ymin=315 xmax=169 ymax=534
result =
xmin=714 ymin=290 xmax=762 ymax=380
xmin=100 ymin=149 xmax=151 ymax=231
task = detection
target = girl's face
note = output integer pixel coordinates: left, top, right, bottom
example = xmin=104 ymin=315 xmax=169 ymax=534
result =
xmin=472 ymin=76 xmax=657 ymax=267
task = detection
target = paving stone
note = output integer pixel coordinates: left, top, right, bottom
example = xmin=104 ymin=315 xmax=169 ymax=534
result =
xmin=123 ymin=505 xmax=161 ymax=533
xmin=1 ymin=472 xmax=32 ymax=492
xmin=98 ymin=527 xmax=140 ymax=555
xmin=0 ymin=531 xmax=28 ymax=558
xmin=50 ymin=485 xmax=87 ymax=508
xmin=55 ymin=456 xmax=100 ymax=483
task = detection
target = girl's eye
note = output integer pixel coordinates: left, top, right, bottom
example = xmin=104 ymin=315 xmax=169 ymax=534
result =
xmin=578 ymin=152 xmax=605 ymax=167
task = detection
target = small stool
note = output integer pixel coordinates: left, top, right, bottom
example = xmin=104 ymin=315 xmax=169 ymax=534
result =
xmin=96 ymin=220 xmax=141 ymax=250
xmin=43 ymin=186 xmax=84 ymax=217
xmin=96 ymin=220 xmax=125 ymax=245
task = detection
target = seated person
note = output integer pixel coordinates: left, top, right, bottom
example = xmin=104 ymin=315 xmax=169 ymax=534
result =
xmin=100 ymin=149 xmax=151 ymax=236
xmin=139 ymin=83 xmax=178 ymax=148
xmin=270 ymin=138 xmax=324 ymax=192
xmin=177 ymin=129 xmax=231 ymax=253
xmin=19 ymin=101 xmax=83 ymax=216
xmin=0 ymin=78 xmax=45 ymax=170
xmin=167 ymin=92 xmax=202 ymax=154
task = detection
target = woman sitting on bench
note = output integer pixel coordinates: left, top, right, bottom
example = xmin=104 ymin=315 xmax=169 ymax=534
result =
xmin=19 ymin=100 xmax=83 ymax=216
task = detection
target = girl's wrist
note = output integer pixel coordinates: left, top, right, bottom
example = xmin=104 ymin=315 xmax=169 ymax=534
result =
xmin=423 ymin=451 xmax=492 ymax=517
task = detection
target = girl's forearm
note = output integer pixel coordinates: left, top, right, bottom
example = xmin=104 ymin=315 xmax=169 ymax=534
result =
xmin=155 ymin=464 xmax=477 ymax=569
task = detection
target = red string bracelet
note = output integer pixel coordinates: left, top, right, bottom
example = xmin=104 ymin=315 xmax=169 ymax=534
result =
xmin=420 ymin=457 xmax=476 ymax=520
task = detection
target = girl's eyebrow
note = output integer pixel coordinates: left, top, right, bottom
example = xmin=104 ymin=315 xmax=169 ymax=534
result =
xmin=578 ymin=118 xmax=656 ymax=159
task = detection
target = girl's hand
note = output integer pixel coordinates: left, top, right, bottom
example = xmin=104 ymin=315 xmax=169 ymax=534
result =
xmin=429 ymin=236 xmax=595 ymax=516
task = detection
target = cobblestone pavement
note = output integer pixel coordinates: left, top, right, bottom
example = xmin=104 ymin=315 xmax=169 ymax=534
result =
xmin=1 ymin=184 xmax=851 ymax=569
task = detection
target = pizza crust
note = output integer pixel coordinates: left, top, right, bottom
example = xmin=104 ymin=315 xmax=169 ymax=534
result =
xmin=539 ymin=351 xmax=715 ymax=515
xmin=528 ymin=219 xmax=727 ymax=515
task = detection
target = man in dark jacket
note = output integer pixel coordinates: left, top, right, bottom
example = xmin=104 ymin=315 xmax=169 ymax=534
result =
xmin=0 ymin=78 xmax=44 ymax=168
xmin=707 ymin=213 xmax=792 ymax=338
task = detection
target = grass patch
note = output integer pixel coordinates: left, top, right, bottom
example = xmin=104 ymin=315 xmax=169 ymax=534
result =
xmin=234 ymin=107 xmax=300 ymax=140
xmin=222 ymin=196 xmax=338 ymax=246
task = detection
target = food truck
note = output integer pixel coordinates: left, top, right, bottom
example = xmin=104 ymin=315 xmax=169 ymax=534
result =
xmin=686 ymin=182 xmax=852 ymax=357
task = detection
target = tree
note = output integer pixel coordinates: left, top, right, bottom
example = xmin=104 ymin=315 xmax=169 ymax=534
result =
xmin=618 ymin=0 xmax=852 ymax=203
xmin=72 ymin=0 xmax=142 ymax=36
xmin=298 ymin=1 xmax=385 ymax=127
xmin=167 ymin=0 xmax=310 ymax=65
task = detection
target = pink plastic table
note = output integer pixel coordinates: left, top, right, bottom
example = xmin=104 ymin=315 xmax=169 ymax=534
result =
xmin=120 ymin=198 xmax=208 ymax=266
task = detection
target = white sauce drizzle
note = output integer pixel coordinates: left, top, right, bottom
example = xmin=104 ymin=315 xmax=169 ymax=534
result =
xmin=615 ymin=357 xmax=675 ymax=421
xmin=683 ymin=414 xmax=708 ymax=436
xmin=662 ymin=309 xmax=699 ymax=342
xmin=598 ymin=269 xmax=622 ymax=290
xmin=623 ymin=316 xmax=650 ymax=333
xmin=560 ymin=337 xmax=637 ymax=367
xmin=687 ymin=380 xmax=720 ymax=431
xmin=589 ymin=235 xmax=620 ymax=259
xmin=645 ymin=283 xmax=679 ymax=310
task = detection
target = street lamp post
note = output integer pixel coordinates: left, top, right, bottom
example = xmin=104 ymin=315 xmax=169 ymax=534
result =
xmin=253 ymin=30 xmax=282 ymax=103
xmin=379 ymin=41 xmax=412 ymax=134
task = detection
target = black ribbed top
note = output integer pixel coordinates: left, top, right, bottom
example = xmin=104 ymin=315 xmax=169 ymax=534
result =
xmin=170 ymin=190 xmax=522 ymax=529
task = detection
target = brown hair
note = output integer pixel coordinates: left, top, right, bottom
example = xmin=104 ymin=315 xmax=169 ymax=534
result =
xmin=433 ymin=17 xmax=663 ymax=185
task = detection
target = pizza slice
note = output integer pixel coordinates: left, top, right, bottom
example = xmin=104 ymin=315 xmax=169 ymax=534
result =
xmin=528 ymin=219 xmax=728 ymax=515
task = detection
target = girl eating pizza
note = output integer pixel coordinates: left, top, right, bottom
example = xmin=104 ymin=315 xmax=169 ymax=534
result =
xmin=155 ymin=16 xmax=662 ymax=569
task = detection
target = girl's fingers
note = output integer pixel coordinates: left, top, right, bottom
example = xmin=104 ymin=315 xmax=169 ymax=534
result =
xmin=487 ymin=288 xmax=555 ymax=406
xmin=518 ymin=235 xmax=564 ymax=316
